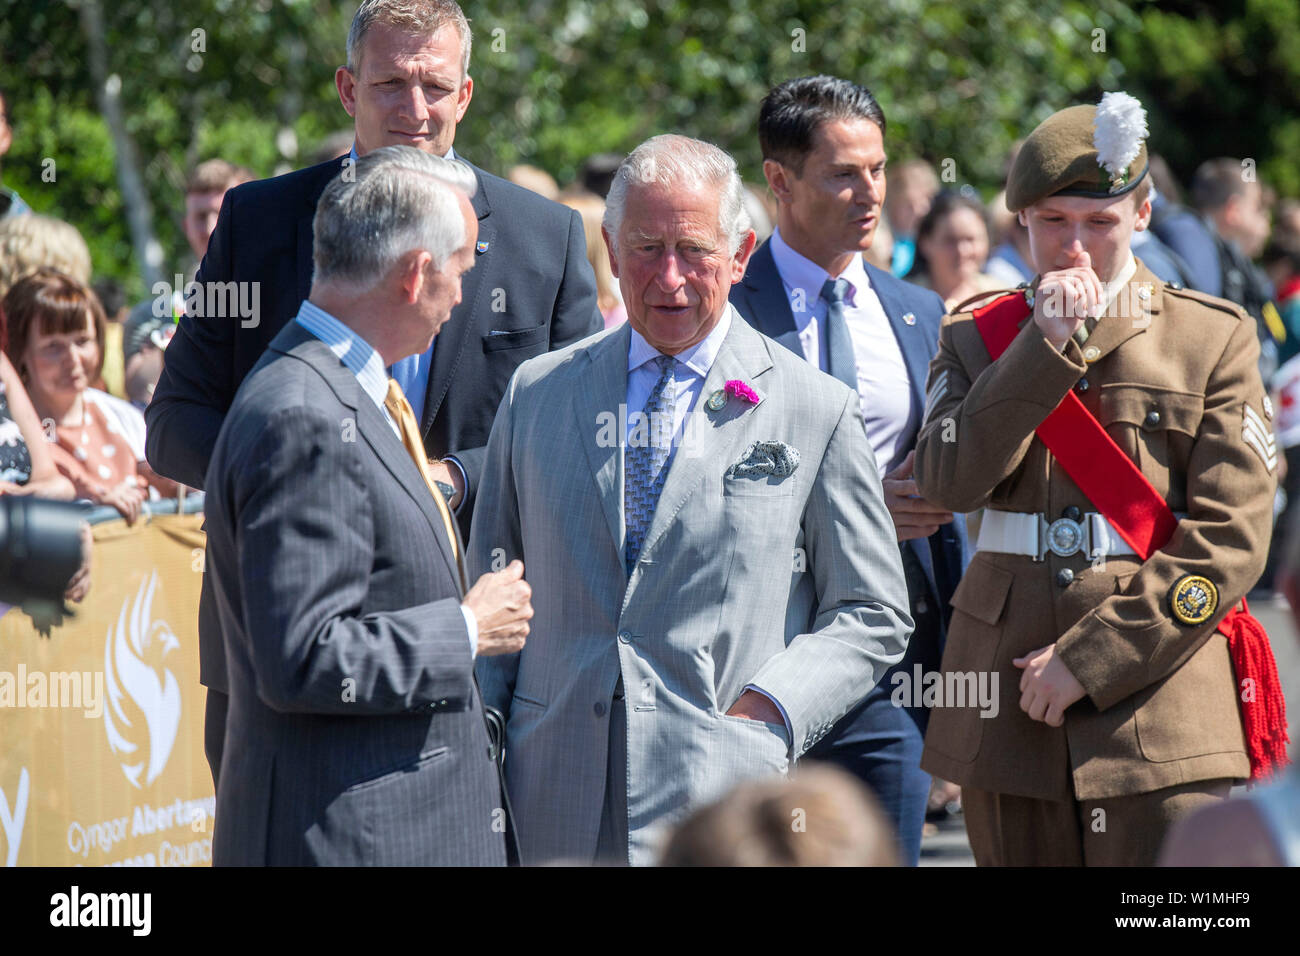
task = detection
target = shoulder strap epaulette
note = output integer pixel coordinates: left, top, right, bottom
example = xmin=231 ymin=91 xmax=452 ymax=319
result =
xmin=1162 ymin=283 xmax=1252 ymax=322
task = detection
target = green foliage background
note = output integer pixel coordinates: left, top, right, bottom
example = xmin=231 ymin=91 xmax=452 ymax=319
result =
xmin=0 ymin=0 xmax=1287 ymax=299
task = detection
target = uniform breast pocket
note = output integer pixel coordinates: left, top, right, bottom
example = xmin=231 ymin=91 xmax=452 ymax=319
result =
xmin=1097 ymin=384 xmax=1203 ymax=497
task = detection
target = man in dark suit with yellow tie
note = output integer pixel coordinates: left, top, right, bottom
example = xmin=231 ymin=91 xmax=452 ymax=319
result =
xmin=204 ymin=146 xmax=534 ymax=865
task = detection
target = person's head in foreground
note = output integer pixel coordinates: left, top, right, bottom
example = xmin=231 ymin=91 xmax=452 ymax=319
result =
xmin=659 ymin=764 xmax=899 ymax=867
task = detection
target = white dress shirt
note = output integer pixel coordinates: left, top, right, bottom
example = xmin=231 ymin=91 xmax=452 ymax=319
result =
xmin=296 ymin=300 xmax=479 ymax=655
xmin=625 ymin=304 xmax=791 ymax=735
xmin=769 ymin=228 xmax=916 ymax=478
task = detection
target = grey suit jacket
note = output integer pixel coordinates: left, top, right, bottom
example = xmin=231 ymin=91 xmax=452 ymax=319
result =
xmin=204 ymin=321 xmax=506 ymax=866
xmin=469 ymin=308 xmax=912 ymax=865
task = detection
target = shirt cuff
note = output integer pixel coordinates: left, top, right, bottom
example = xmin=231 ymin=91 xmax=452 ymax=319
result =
xmin=743 ymin=684 xmax=792 ymax=742
xmin=460 ymin=604 xmax=478 ymax=658
xmin=443 ymin=455 xmax=469 ymax=513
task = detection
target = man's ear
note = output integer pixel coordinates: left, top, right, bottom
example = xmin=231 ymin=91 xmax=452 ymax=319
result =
xmin=1133 ymin=196 xmax=1153 ymax=233
xmin=731 ymin=229 xmax=758 ymax=283
xmin=336 ymin=66 xmax=357 ymax=118
xmin=763 ymin=159 xmax=793 ymax=204
xmin=455 ymin=75 xmax=473 ymax=124
xmin=602 ymin=226 xmax=620 ymax=279
xmin=399 ymin=249 xmax=433 ymax=304
xmin=1017 ymin=210 xmax=1028 ymax=228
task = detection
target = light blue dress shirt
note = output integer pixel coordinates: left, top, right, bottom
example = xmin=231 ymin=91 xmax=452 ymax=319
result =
xmin=295 ymin=300 xmax=479 ymax=655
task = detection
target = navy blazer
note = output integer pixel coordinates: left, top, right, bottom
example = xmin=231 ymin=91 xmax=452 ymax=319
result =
xmin=729 ymin=238 xmax=969 ymax=631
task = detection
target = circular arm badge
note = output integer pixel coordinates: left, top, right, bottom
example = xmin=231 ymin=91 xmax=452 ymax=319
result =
xmin=1169 ymin=574 xmax=1219 ymax=625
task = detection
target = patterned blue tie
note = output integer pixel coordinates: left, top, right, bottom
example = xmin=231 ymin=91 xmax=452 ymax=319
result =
xmin=820 ymin=277 xmax=858 ymax=390
xmin=624 ymin=355 xmax=677 ymax=573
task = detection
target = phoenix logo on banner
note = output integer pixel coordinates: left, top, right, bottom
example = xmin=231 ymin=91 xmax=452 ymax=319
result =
xmin=103 ymin=572 xmax=182 ymax=789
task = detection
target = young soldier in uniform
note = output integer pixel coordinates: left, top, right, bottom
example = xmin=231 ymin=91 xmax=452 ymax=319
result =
xmin=914 ymin=93 xmax=1284 ymax=866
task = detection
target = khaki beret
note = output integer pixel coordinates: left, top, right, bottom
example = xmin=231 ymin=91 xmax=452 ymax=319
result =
xmin=1006 ymin=96 xmax=1150 ymax=212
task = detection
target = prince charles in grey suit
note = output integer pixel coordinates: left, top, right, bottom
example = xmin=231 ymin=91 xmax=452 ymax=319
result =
xmin=470 ymin=135 xmax=912 ymax=865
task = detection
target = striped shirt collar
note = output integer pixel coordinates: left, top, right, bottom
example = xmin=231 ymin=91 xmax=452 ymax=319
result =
xmin=295 ymin=300 xmax=390 ymax=411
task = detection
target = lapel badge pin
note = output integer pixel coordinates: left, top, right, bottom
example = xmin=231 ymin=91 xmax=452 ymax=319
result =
xmin=902 ymin=311 xmax=916 ymax=326
xmin=706 ymin=390 xmax=727 ymax=412
xmin=476 ymin=240 xmax=489 ymax=254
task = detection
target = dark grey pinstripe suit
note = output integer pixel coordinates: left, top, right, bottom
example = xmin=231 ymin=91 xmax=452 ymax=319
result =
xmin=205 ymin=321 xmax=506 ymax=866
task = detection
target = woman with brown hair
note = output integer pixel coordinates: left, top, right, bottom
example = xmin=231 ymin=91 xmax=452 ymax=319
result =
xmin=2 ymin=269 xmax=175 ymax=524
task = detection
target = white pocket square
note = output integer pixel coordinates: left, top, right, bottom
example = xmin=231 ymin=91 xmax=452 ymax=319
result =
xmin=727 ymin=440 xmax=800 ymax=479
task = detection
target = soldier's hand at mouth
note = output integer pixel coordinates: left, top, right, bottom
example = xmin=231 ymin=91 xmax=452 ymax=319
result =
xmin=1033 ymin=249 xmax=1104 ymax=351
xmin=1013 ymin=643 xmax=1086 ymax=726
xmin=882 ymin=451 xmax=954 ymax=542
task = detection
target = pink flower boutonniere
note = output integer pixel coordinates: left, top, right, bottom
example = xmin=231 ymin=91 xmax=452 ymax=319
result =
xmin=707 ymin=379 xmax=759 ymax=411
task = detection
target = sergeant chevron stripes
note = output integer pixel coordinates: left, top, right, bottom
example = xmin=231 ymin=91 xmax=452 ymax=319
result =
xmin=924 ymin=370 xmax=949 ymax=422
xmin=1242 ymin=403 xmax=1277 ymax=471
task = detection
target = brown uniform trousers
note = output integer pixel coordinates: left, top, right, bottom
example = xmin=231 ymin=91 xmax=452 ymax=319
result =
xmin=914 ymin=260 xmax=1276 ymax=866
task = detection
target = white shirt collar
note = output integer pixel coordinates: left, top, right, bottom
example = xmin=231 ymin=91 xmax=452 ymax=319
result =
xmin=1102 ymin=255 xmax=1139 ymax=313
xmin=627 ymin=304 xmax=734 ymax=378
xmin=770 ymin=226 xmax=874 ymax=314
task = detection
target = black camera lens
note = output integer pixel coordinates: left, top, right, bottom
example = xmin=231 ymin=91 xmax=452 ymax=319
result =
xmin=0 ymin=497 xmax=87 ymax=606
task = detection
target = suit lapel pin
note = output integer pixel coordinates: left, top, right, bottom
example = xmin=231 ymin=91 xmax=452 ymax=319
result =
xmin=902 ymin=311 xmax=916 ymax=326
xmin=476 ymin=240 xmax=489 ymax=254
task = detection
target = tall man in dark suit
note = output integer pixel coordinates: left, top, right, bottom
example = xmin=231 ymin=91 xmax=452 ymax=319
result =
xmin=206 ymin=147 xmax=533 ymax=865
xmin=145 ymin=0 xmax=600 ymax=787
xmin=729 ymin=76 xmax=969 ymax=865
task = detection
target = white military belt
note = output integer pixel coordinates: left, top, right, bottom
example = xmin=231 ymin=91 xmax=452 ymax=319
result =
xmin=977 ymin=509 xmax=1139 ymax=562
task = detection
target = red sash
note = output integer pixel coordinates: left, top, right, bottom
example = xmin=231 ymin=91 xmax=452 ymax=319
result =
xmin=972 ymin=292 xmax=1289 ymax=780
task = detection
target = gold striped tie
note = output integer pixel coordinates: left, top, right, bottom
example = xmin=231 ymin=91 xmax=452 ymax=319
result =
xmin=384 ymin=378 xmax=462 ymax=572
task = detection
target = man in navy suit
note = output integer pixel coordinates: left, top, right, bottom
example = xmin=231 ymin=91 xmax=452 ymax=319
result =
xmin=730 ymin=75 xmax=969 ymax=865
xmin=146 ymin=0 xmax=600 ymax=789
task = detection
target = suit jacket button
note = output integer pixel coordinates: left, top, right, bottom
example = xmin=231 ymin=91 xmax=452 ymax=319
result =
xmin=594 ymin=701 xmax=607 ymax=717
xmin=1061 ymin=505 xmax=1082 ymax=522
xmin=915 ymin=599 xmax=929 ymax=614
xmin=1144 ymin=409 xmax=1161 ymax=428
xmin=618 ymin=630 xmax=632 ymax=644
xmin=1056 ymin=568 xmax=1074 ymax=588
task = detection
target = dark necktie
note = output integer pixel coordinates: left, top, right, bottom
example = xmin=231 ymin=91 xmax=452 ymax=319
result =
xmin=820 ymin=277 xmax=858 ymax=390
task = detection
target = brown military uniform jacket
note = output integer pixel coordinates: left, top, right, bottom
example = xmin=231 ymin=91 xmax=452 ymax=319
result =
xmin=914 ymin=259 xmax=1275 ymax=801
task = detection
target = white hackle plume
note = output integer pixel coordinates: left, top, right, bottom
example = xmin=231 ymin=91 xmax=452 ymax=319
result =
xmin=1093 ymin=92 xmax=1148 ymax=182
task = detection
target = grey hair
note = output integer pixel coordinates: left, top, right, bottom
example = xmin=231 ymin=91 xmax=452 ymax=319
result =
xmin=312 ymin=146 xmax=477 ymax=288
xmin=346 ymin=0 xmax=472 ymax=77
xmin=602 ymin=135 xmax=752 ymax=257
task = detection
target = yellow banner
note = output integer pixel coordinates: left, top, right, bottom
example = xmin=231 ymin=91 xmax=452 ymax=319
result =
xmin=0 ymin=513 xmax=212 ymax=866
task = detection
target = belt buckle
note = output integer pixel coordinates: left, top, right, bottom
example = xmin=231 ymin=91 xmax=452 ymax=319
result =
xmin=1038 ymin=516 xmax=1089 ymax=561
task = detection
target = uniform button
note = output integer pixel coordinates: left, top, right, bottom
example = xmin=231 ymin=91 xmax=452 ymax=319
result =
xmin=617 ymin=630 xmax=632 ymax=644
xmin=1056 ymin=568 xmax=1074 ymax=588
xmin=1144 ymin=409 xmax=1161 ymax=428
xmin=1075 ymin=377 xmax=1089 ymax=393
xmin=594 ymin=701 xmax=607 ymax=717
xmin=1061 ymin=506 xmax=1082 ymax=522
